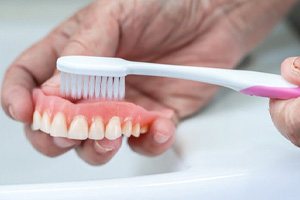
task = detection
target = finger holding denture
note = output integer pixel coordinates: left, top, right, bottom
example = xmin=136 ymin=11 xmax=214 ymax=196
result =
xmin=31 ymin=88 xmax=155 ymax=141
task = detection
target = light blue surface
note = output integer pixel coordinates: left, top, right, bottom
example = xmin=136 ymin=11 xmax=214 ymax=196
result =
xmin=1 ymin=1 xmax=300 ymax=199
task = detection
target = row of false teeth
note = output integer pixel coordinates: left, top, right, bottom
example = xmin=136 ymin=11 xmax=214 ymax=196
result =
xmin=31 ymin=111 xmax=148 ymax=140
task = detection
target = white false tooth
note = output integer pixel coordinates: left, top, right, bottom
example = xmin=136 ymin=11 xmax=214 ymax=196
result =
xmin=105 ymin=116 xmax=122 ymax=140
xmin=40 ymin=112 xmax=51 ymax=134
xmin=132 ymin=123 xmax=140 ymax=137
xmin=122 ymin=120 xmax=132 ymax=137
xmin=140 ymin=126 xmax=148 ymax=134
xmin=50 ymin=112 xmax=67 ymax=137
xmin=31 ymin=111 xmax=41 ymax=130
xmin=68 ymin=115 xmax=88 ymax=140
xmin=89 ymin=117 xmax=105 ymax=140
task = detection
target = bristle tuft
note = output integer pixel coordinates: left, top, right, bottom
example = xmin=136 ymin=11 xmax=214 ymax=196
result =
xmin=59 ymin=72 xmax=125 ymax=100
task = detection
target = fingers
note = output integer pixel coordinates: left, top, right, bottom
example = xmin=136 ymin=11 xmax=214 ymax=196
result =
xmin=2 ymin=15 xmax=81 ymax=158
xmin=26 ymin=120 xmax=122 ymax=162
xmin=269 ymin=56 xmax=300 ymax=147
xmin=128 ymin=118 xmax=176 ymax=156
xmin=61 ymin=11 xmax=119 ymax=56
xmin=37 ymin=73 xmax=123 ymax=164
xmin=269 ymin=98 xmax=300 ymax=146
xmin=25 ymin=125 xmax=81 ymax=157
xmin=75 ymin=138 xmax=122 ymax=165
xmin=1 ymin=67 xmax=35 ymax=123
xmin=125 ymin=85 xmax=177 ymax=156
xmin=280 ymin=56 xmax=300 ymax=85
xmin=52 ymin=10 xmax=121 ymax=164
xmin=1 ymin=40 xmax=57 ymax=122
xmin=1 ymin=18 xmax=77 ymax=122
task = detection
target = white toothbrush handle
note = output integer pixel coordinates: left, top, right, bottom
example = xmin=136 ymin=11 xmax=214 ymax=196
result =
xmin=127 ymin=61 xmax=286 ymax=90
xmin=57 ymin=56 xmax=300 ymax=100
xmin=127 ymin=61 xmax=300 ymax=99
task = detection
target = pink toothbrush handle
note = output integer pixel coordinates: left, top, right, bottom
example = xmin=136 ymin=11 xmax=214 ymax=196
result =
xmin=240 ymin=86 xmax=300 ymax=99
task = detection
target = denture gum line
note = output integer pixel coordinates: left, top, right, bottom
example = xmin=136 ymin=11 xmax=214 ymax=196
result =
xmin=31 ymin=110 xmax=148 ymax=140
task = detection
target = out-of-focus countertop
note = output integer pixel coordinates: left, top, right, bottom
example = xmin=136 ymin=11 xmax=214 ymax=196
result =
xmin=1 ymin=1 xmax=300 ymax=200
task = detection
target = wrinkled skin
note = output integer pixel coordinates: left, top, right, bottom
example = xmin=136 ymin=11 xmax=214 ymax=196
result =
xmin=1 ymin=0 xmax=294 ymax=165
xmin=270 ymin=57 xmax=300 ymax=147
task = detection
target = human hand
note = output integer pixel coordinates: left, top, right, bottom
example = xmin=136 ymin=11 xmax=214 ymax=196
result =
xmin=1 ymin=0 xmax=294 ymax=165
xmin=270 ymin=57 xmax=300 ymax=147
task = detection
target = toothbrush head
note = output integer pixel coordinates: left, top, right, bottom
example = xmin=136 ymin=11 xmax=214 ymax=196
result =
xmin=57 ymin=56 xmax=127 ymax=100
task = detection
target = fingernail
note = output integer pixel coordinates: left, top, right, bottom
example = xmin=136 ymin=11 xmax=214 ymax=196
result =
xmin=293 ymin=57 xmax=300 ymax=68
xmin=8 ymin=105 xmax=16 ymax=119
xmin=154 ymin=133 xmax=170 ymax=144
xmin=53 ymin=137 xmax=77 ymax=148
xmin=94 ymin=141 xmax=114 ymax=154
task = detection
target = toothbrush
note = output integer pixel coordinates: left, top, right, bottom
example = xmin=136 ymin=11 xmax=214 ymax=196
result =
xmin=57 ymin=56 xmax=300 ymax=100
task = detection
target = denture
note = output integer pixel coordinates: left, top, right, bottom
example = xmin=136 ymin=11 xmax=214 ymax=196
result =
xmin=32 ymin=87 xmax=162 ymax=140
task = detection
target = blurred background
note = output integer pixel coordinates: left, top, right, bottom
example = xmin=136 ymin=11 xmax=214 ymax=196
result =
xmin=0 ymin=0 xmax=184 ymax=185
xmin=1 ymin=0 xmax=300 ymax=196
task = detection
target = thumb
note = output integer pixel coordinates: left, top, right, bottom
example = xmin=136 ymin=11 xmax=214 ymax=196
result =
xmin=269 ymin=56 xmax=300 ymax=147
xmin=281 ymin=56 xmax=300 ymax=85
xmin=61 ymin=14 xmax=119 ymax=57
xmin=269 ymin=98 xmax=300 ymax=147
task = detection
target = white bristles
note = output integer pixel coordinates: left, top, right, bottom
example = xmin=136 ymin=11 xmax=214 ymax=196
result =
xmin=101 ymin=76 xmax=107 ymax=98
xmin=76 ymin=75 xmax=82 ymax=99
xmin=89 ymin=76 xmax=95 ymax=98
xmin=95 ymin=76 xmax=101 ymax=98
xmin=64 ymin=73 xmax=70 ymax=97
xmin=107 ymin=77 xmax=113 ymax=99
xmin=119 ymin=76 xmax=125 ymax=99
xmin=71 ymin=74 xmax=77 ymax=99
xmin=60 ymin=72 xmax=125 ymax=100
xmin=113 ymin=76 xmax=119 ymax=99
xmin=60 ymin=72 xmax=65 ymax=95
xmin=83 ymin=75 xmax=89 ymax=99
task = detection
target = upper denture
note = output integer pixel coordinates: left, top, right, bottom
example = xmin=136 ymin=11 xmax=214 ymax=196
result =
xmin=33 ymin=89 xmax=159 ymax=125
xmin=31 ymin=88 xmax=161 ymax=140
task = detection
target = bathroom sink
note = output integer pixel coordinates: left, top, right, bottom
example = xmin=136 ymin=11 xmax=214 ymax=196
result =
xmin=1 ymin=1 xmax=300 ymax=199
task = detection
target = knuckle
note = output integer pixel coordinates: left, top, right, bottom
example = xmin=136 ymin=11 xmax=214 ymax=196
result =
xmin=72 ymin=9 xmax=86 ymax=24
xmin=69 ymin=39 xmax=89 ymax=51
xmin=63 ymin=38 xmax=90 ymax=55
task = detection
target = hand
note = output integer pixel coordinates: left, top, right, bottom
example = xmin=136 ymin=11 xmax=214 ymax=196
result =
xmin=1 ymin=0 xmax=294 ymax=165
xmin=270 ymin=57 xmax=300 ymax=147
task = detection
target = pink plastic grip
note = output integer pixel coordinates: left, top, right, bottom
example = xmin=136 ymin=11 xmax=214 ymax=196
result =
xmin=240 ymin=86 xmax=300 ymax=99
